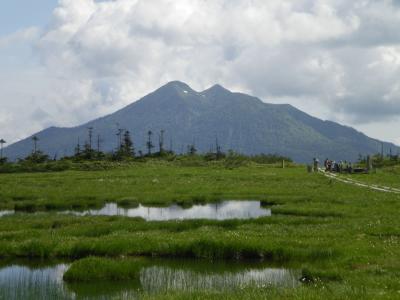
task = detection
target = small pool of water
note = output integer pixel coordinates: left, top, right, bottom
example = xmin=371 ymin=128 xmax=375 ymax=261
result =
xmin=64 ymin=201 xmax=271 ymax=221
xmin=0 ymin=263 xmax=69 ymax=300
xmin=0 ymin=210 xmax=14 ymax=217
xmin=0 ymin=201 xmax=271 ymax=221
xmin=0 ymin=259 xmax=301 ymax=299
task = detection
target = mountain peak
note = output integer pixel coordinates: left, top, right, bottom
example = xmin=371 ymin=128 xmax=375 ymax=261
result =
xmin=203 ymin=84 xmax=230 ymax=95
xmin=162 ymin=81 xmax=230 ymax=94
xmin=163 ymin=81 xmax=193 ymax=91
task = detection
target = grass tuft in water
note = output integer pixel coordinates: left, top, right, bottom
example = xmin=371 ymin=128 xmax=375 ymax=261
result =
xmin=63 ymin=257 xmax=146 ymax=282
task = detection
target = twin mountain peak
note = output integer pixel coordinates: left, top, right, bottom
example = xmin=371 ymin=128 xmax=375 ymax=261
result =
xmin=4 ymin=81 xmax=398 ymax=162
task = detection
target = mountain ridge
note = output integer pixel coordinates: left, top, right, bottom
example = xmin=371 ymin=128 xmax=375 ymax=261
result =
xmin=3 ymin=81 xmax=399 ymax=162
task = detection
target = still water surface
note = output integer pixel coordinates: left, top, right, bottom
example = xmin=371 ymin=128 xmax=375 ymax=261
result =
xmin=65 ymin=201 xmax=271 ymax=220
xmin=0 ymin=201 xmax=271 ymax=221
xmin=0 ymin=259 xmax=300 ymax=299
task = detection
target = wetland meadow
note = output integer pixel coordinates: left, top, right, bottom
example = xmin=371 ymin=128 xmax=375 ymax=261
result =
xmin=0 ymin=160 xmax=399 ymax=299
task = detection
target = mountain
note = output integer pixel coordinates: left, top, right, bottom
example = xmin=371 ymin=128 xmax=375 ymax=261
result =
xmin=3 ymin=81 xmax=399 ymax=162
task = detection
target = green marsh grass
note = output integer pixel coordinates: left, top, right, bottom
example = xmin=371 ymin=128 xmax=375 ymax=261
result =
xmin=0 ymin=161 xmax=400 ymax=298
xmin=63 ymin=257 xmax=146 ymax=282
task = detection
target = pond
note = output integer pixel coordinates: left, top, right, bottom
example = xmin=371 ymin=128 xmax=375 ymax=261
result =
xmin=64 ymin=201 xmax=271 ymax=220
xmin=0 ymin=259 xmax=301 ymax=299
xmin=0 ymin=201 xmax=271 ymax=221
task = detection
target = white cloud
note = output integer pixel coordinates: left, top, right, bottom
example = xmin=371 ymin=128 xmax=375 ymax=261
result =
xmin=1 ymin=0 xmax=400 ymax=144
xmin=0 ymin=27 xmax=40 ymax=48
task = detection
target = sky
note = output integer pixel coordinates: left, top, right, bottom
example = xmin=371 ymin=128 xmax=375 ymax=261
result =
xmin=1 ymin=0 xmax=400 ymax=146
xmin=0 ymin=0 xmax=57 ymax=36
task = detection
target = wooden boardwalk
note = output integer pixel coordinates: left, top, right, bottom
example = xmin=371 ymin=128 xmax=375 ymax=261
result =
xmin=318 ymin=169 xmax=400 ymax=194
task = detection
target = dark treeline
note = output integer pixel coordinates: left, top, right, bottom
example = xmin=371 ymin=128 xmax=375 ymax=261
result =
xmin=358 ymin=151 xmax=400 ymax=168
xmin=0 ymin=128 xmax=292 ymax=173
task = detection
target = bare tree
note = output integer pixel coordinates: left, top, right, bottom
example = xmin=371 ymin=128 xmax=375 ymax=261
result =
xmin=97 ymin=135 xmax=102 ymax=153
xmin=32 ymin=136 xmax=39 ymax=154
xmin=216 ymin=137 xmax=221 ymax=158
xmin=116 ymin=128 xmax=124 ymax=150
xmin=158 ymin=130 xmax=165 ymax=154
xmin=74 ymin=137 xmax=81 ymax=156
xmin=115 ymin=123 xmax=124 ymax=151
xmin=169 ymin=137 xmax=174 ymax=153
xmin=147 ymin=130 xmax=154 ymax=155
xmin=87 ymin=127 xmax=94 ymax=150
xmin=0 ymin=139 xmax=6 ymax=159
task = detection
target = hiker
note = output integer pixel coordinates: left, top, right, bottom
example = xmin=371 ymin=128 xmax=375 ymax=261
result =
xmin=327 ymin=160 xmax=332 ymax=172
xmin=345 ymin=161 xmax=351 ymax=173
xmin=331 ymin=161 xmax=338 ymax=172
xmin=313 ymin=158 xmax=319 ymax=172
xmin=339 ymin=161 xmax=344 ymax=173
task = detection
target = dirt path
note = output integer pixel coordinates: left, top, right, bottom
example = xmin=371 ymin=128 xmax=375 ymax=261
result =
xmin=318 ymin=169 xmax=400 ymax=194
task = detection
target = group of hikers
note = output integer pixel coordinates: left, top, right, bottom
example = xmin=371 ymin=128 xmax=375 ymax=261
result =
xmin=324 ymin=159 xmax=353 ymax=173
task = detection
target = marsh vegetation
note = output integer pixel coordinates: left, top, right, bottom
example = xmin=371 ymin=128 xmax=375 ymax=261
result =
xmin=0 ymin=161 xmax=399 ymax=298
